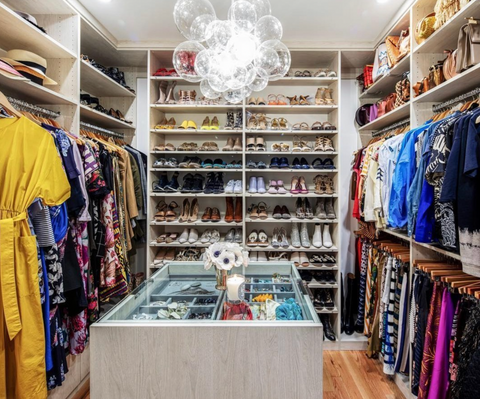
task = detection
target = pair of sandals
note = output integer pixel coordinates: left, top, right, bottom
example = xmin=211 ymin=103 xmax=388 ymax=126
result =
xmin=310 ymin=254 xmax=336 ymax=264
xmin=271 ymin=143 xmax=290 ymax=152
xmin=153 ymin=158 xmax=177 ymax=168
xmin=312 ymin=158 xmax=335 ymax=170
xmin=175 ymin=249 xmax=201 ymax=262
xmin=293 ymin=136 xmax=312 ymax=152
xmin=291 ymin=70 xmax=336 ymax=78
xmin=312 ymin=121 xmax=337 ymax=131
xmin=153 ymin=143 xmax=175 ymax=151
xmin=247 ymin=114 xmax=268 ymax=130
xmin=314 ymin=136 xmax=335 ymax=152
xmin=268 ymin=252 xmax=290 ymax=261
xmin=287 ymin=95 xmax=311 ymax=105
xmin=199 ymin=142 xmax=219 ymax=151
xmin=247 ymin=230 xmax=269 ymax=247
xmin=314 ymin=175 xmax=335 ymax=195
xmin=291 ymin=176 xmax=309 ymax=194
xmin=154 ymin=201 xmax=178 ymax=222
xmin=178 ymin=142 xmax=198 ymax=151
xmin=248 ymin=202 xmax=268 ymax=220
xmin=246 ymin=136 xmax=265 ymax=151
xmin=179 ymin=157 xmax=201 ymax=168
xmin=267 ymin=94 xmax=288 ymax=105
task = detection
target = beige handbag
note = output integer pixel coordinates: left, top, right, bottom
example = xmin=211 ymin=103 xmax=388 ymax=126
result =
xmin=397 ymin=29 xmax=410 ymax=61
xmin=443 ymin=50 xmax=458 ymax=80
xmin=456 ymin=20 xmax=480 ymax=72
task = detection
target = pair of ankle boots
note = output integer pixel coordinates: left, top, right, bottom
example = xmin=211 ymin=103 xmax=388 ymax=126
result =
xmin=225 ymin=197 xmax=242 ymax=223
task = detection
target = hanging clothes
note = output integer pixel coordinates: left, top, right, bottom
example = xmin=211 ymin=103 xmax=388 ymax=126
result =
xmin=0 ymin=116 xmax=70 ymax=399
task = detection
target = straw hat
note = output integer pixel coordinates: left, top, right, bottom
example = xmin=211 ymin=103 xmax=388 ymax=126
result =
xmin=0 ymin=49 xmax=57 ymax=85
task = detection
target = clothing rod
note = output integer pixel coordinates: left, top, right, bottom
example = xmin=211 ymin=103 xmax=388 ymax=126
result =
xmin=79 ymin=121 xmax=124 ymax=138
xmin=432 ymin=87 xmax=480 ymax=113
xmin=372 ymin=118 xmax=410 ymax=137
xmin=7 ymin=96 xmax=60 ymax=118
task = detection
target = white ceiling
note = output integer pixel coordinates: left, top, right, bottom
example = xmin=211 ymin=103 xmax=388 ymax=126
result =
xmin=76 ymin=0 xmax=410 ymax=49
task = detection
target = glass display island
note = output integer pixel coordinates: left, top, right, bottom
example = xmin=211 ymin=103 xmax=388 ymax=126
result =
xmin=91 ymin=262 xmax=323 ymax=399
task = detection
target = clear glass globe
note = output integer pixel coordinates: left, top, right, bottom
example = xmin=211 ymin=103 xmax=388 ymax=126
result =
xmin=245 ymin=0 xmax=271 ymax=19
xmin=248 ymin=67 xmax=268 ymax=91
xmin=229 ymin=0 xmax=257 ymax=33
xmin=200 ymin=79 xmax=222 ymax=99
xmin=263 ymin=39 xmax=291 ymax=80
xmin=190 ymin=14 xmax=216 ymax=42
xmin=254 ymin=42 xmax=279 ymax=73
xmin=227 ymin=65 xmax=248 ymax=90
xmin=205 ymin=20 xmax=234 ymax=51
xmin=173 ymin=0 xmax=216 ymax=40
xmin=194 ymin=49 xmax=215 ymax=78
xmin=224 ymin=89 xmax=244 ymax=104
xmin=173 ymin=41 xmax=206 ymax=82
xmin=254 ymin=15 xmax=282 ymax=42
xmin=226 ymin=32 xmax=259 ymax=67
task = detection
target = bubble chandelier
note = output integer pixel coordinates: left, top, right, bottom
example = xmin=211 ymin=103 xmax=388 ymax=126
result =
xmin=172 ymin=0 xmax=291 ymax=104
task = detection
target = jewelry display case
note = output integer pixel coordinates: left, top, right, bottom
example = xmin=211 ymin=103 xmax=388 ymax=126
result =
xmin=91 ymin=262 xmax=323 ymax=399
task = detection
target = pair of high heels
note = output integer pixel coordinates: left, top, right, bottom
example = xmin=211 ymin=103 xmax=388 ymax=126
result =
xmin=156 ymin=80 xmax=177 ymax=104
xmin=315 ymin=88 xmax=335 ymax=105
xmin=179 ymin=198 xmax=199 ymax=222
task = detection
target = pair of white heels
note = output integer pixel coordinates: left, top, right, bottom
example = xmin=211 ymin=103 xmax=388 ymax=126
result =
xmin=178 ymin=228 xmax=198 ymax=244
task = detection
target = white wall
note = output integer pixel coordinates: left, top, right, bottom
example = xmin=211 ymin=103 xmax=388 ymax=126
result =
xmin=339 ymin=79 xmax=361 ymax=284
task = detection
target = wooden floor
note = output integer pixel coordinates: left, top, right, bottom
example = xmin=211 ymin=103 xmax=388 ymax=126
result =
xmin=82 ymin=351 xmax=405 ymax=399
xmin=323 ymin=351 xmax=406 ymax=399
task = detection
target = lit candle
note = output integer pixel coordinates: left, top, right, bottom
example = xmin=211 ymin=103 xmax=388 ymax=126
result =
xmin=227 ymin=274 xmax=245 ymax=302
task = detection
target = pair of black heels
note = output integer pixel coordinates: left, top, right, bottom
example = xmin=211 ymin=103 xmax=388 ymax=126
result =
xmin=80 ymin=93 xmax=132 ymax=124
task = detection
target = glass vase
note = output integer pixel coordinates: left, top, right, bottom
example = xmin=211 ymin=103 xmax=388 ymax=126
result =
xmin=215 ymin=268 xmax=228 ymax=290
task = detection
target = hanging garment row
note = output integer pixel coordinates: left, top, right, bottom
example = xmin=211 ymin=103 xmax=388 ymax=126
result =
xmin=351 ymin=90 xmax=480 ymax=277
xmin=353 ymin=235 xmax=480 ymax=399
xmin=0 ymin=92 xmax=147 ymax=398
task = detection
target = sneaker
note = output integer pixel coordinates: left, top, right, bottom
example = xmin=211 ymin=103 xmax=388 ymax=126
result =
xmin=234 ymin=180 xmax=243 ymax=194
xmin=248 ymin=176 xmax=258 ymax=193
xmin=225 ymin=180 xmax=235 ymax=194
xmin=257 ymin=177 xmax=266 ymax=194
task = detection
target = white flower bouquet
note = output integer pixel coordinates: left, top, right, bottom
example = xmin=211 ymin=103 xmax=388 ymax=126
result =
xmin=204 ymin=242 xmax=249 ymax=271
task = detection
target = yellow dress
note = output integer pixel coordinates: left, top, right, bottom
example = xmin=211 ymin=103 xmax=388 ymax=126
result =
xmin=0 ymin=117 xmax=70 ymax=399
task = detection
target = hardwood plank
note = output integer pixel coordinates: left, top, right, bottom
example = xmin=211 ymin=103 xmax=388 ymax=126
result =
xmin=323 ymin=351 xmax=407 ymax=399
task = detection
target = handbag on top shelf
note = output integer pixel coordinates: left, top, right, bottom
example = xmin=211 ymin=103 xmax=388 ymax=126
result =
xmin=456 ymin=18 xmax=480 ymax=72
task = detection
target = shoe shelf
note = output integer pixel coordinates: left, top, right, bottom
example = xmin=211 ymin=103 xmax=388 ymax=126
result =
xmin=308 ymin=282 xmax=339 ymax=289
xmin=0 ymin=2 xmax=77 ymax=59
xmin=0 ymin=74 xmax=77 ymax=106
xmin=248 ymin=246 xmax=338 ymax=252
xmin=149 ymin=242 xmax=210 ymax=248
xmin=245 ymin=193 xmax=338 ymax=198
xmin=80 ymin=60 xmax=136 ymax=98
xmin=150 ymin=151 xmax=243 ymax=155
xmin=359 ymin=54 xmax=410 ymax=99
xmin=246 ymin=130 xmax=338 ymax=135
xmin=80 ymin=105 xmax=136 ymax=130
xmin=150 ymin=168 xmax=242 ymax=173
xmin=151 ymin=192 xmax=243 ymax=197
xmin=245 ymin=217 xmax=338 ymax=224
xmin=151 ymin=104 xmax=243 ymax=113
xmin=315 ymin=307 xmax=339 ymax=314
xmin=413 ymin=0 xmax=480 ymax=55
xmin=268 ymin=77 xmax=338 ymax=86
xmin=245 ymin=105 xmax=338 ymax=114
xmin=150 ymin=220 xmax=243 ymax=227
xmin=245 ymin=169 xmax=337 ymax=173
xmin=151 ymin=129 xmax=242 ymax=135
xmin=297 ymin=265 xmax=339 ymax=271
xmin=245 ymin=151 xmax=338 ymax=155
xmin=357 ymin=102 xmax=410 ymax=132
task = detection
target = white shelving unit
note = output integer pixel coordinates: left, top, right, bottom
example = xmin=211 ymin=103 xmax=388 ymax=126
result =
xmin=147 ymin=49 xmax=344 ymax=347
xmin=354 ymin=0 xmax=480 ymax=396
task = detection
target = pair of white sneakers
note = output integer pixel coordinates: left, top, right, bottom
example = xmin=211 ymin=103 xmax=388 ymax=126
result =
xmin=225 ymin=180 xmax=243 ymax=194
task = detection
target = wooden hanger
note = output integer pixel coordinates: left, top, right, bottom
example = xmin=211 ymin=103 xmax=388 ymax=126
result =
xmin=0 ymin=92 xmax=22 ymax=118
